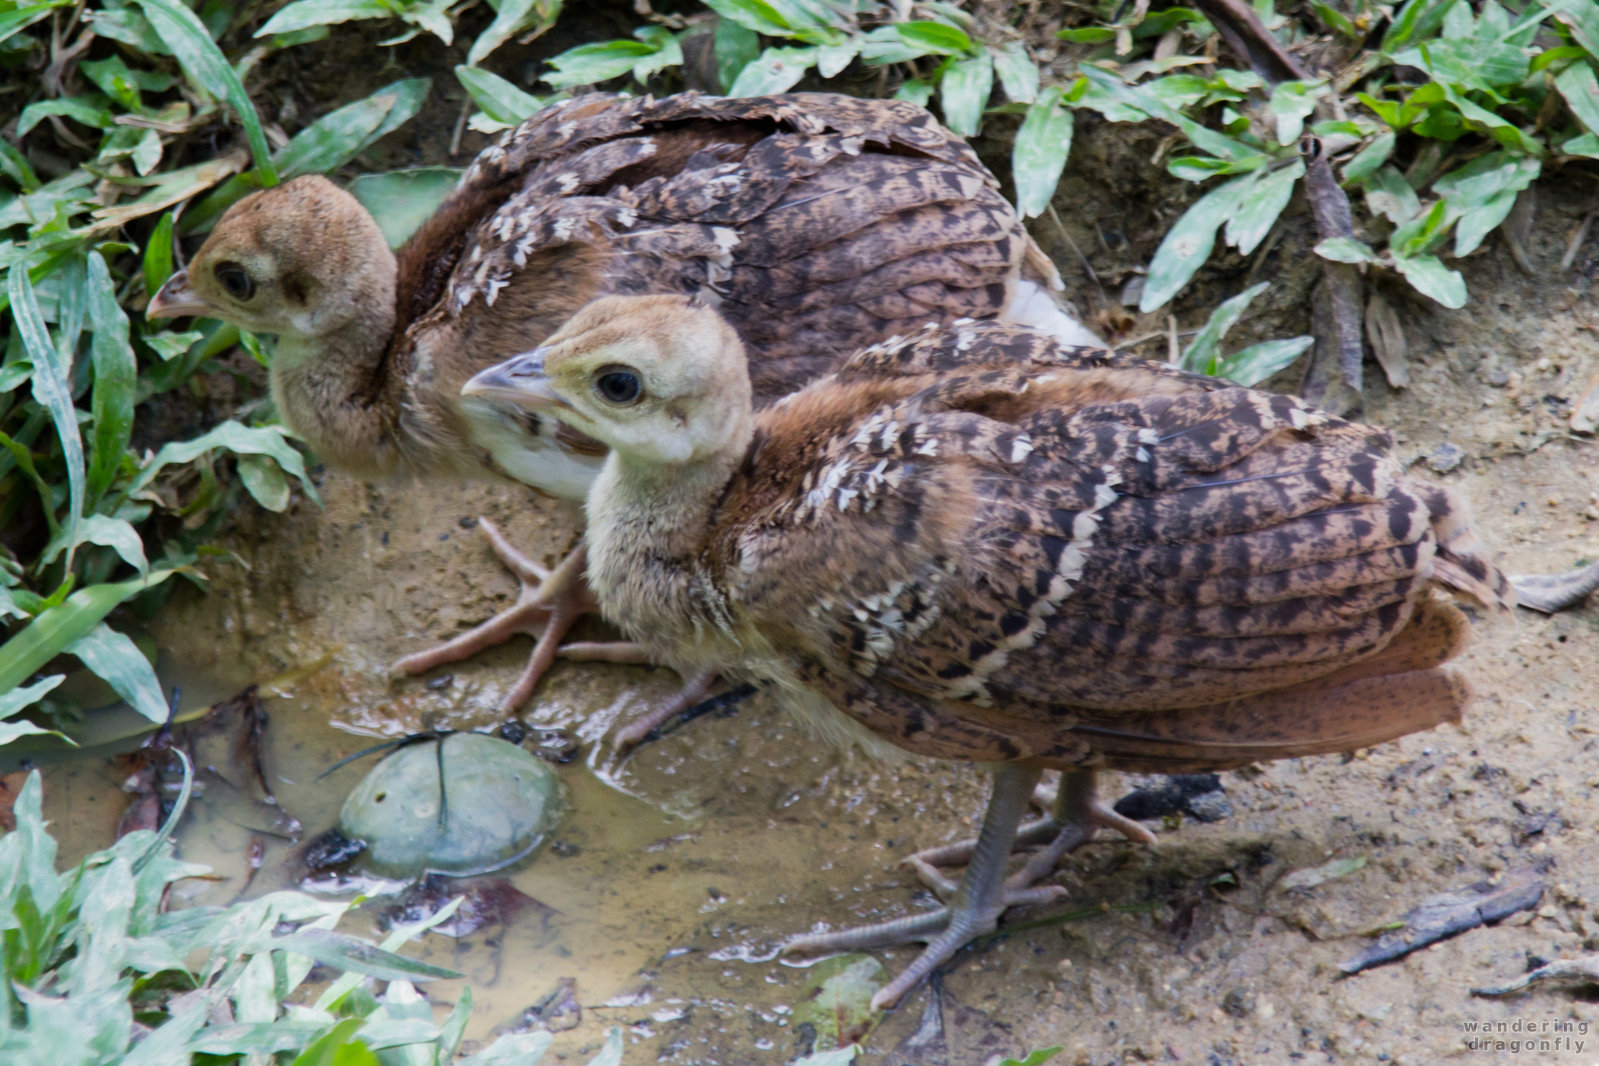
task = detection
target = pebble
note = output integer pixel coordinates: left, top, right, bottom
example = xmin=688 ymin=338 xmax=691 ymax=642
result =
xmin=1426 ymin=442 xmax=1465 ymax=475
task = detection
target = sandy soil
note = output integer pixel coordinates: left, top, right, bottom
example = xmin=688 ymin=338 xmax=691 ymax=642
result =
xmin=40 ymin=8 xmax=1599 ymax=1064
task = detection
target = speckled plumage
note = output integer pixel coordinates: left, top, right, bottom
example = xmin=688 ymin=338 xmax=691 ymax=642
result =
xmin=528 ymin=304 xmax=1511 ymax=772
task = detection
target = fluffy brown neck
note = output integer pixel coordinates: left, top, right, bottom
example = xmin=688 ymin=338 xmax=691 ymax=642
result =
xmin=268 ymin=274 xmax=403 ymax=479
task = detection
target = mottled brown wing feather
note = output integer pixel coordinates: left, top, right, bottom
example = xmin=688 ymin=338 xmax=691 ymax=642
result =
xmin=724 ymin=321 xmax=1507 ymax=769
xmin=412 ymin=92 xmax=1035 ymax=403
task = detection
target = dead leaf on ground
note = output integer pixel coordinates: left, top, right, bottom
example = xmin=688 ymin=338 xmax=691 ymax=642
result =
xmin=1278 ymin=855 xmax=1368 ymax=893
xmin=1365 ymin=292 xmax=1409 ymax=389
xmin=1473 ymin=955 xmax=1599 ymax=997
xmin=1338 ymin=866 xmax=1546 ymax=975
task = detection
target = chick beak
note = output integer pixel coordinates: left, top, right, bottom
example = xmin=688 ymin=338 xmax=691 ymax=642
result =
xmin=463 ymin=349 xmax=569 ymax=410
xmin=146 ymin=269 xmax=212 ymax=320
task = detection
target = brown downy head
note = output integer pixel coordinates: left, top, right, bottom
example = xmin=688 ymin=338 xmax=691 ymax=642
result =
xmin=147 ymin=175 xmax=398 ymax=346
xmin=464 ymin=294 xmax=752 ymax=467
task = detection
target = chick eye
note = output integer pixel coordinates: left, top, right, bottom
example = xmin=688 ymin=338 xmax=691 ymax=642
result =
xmin=215 ymin=262 xmax=255 ymax=301
xmin=593 ymin=367 xmax=642 ymax=405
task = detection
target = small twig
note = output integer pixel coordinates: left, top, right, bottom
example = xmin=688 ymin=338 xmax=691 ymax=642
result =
xmin=1562 ymin=211 xmax=1594 ymax=272
xmin=449 ymin=95 xmax=471 ymax=158
xmin=1167 ymin=314 xmax=1180 ymax=364
xmin=1045 ymin=203 xmax=1101 ymax=288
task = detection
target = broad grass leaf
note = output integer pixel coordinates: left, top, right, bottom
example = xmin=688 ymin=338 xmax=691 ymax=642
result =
xmin=456 ymin=66 xmax=547 ymax=126
xmin=469 ymin=0 xmax=561 ymax=66
xmin=1214 ymin=336 xmax=1314 ymax=385
xmin=895 ymin=20 xmax=974 ymax=55
xmin=9 ymin=264 xmax=83 ymax=569
xmin=713 ymin=19 xmax=761 ymax=90
xmin=1013 ymin=88 xmax=1072 ymax=217
xmin=348 ymin=167 xmax=463 ymax=249
xmin=256 ymin=0 xmax=392 ymax=37
xmin=729 ymin=45 xmax=818 ymax=95
xmin=87 ymin=251 xmax=135 ymax=505
xmin=67 ymin=623 xmax=166 ymax=724
xmin=132 ymin=0 xmax=275 ymax=182
xmin=1139 ymin=172 xmax=1258 ymax=312
xmin=1393 ymin=252 xmax=1467 ymax=307
xmin=1181 ymin=280 xmax=1269 ymax=374
xmin=0 ymin=569 xmax=178 ymax=698
xmin=992 ymin=40 xmax=1038 ymax=103
xmin=1225 ymin=158 xmax=1303 ymax=255
xmin=270 ymin=929 xmax=462 ymax=982
xmin=940 ymin=50 xmax=994 ymax=136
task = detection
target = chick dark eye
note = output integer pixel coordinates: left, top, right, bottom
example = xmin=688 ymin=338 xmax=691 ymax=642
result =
xmin=594 ymin=367 xmax=642 ymax=405
xmin=215 ymin=262 xmax=255 ymax=301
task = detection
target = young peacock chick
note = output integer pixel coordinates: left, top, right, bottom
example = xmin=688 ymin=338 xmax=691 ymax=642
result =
xmin=147 ymin=91 xmax=1095 ymax=736
xmin=463 ymin=293 xmax=1513 ymax=1010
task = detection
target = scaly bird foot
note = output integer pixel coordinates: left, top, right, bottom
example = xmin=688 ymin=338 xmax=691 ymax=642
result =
xmin=783 ymin=764 xmax=1065 ymax=1011
xmin=783 ymin=768 xmax=1157 ymax=1011
xmin=390 ymin=518 xmax=594 ymax=712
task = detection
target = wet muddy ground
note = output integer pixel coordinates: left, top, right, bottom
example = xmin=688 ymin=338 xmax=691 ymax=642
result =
xmin=32 ymin=7 xmax=1599 ymax=1063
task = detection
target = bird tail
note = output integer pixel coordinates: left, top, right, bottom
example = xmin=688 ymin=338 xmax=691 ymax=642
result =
xmin=1067 ymin=594 xmax=1471 ymax=773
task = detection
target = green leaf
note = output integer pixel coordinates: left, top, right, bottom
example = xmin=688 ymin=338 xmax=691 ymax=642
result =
xmin=348 ymin=167 xmax=464 ymax=249
xmin=1393 ymin=252 xmax=1467 ymax=307
xmin=9 ymin=263 xmax=83 ymax=571
xmin=816 ymin=37 xmax=858 ymax=78
xmin=1433 ymin=152 xmax=1540 ymax=255
xmin=1363 ymin=166 xmax=1421 ymax=225
xmin=126 ymin=421 xmax=318 ymax=506
xmin=1315 ymin=236 xmax=1379 ymax=263
xmin=67 ymin=624 xmax=166 ymax=724
xmin=992 ymin=41 xmax=1038 ymax=104
xmin=1340 ymin=130 xmax=1395 ymax=184
xmin=86 ymin=251 xmax=136 ymax=507
xmin=17 ymin=97 xmax=114 ymax=139
xmin=728 ymin=45 xmax=818 ymax=95
xmin=256 ymin=0 xmax=392 ymax=37
xmin=939 ymin=50 xmax=994 ymax=137
xmin=1181 ymin=280 xmax=1269 ymax=374
xmin=1166 ymin=154 xmax=1270 ymax=181
xmin=713 ymin=18 xmax=761 ymax=92
xmin=289 ymin=1018 xmax=379 ymax=1066
xmin=73 ymin=514 xmax=150 ymax=574
xmin=896 ymin=20 xmax=974 ymax=56
xmin=456 ymin=66 xmax=548 ymax=127
xmin=701 ymin=0 xmax=795 ymax=38
xmin=544 ymin=39 xmax=658 ymax=88
xmin=1225 ymin=159 xmax=1303 ymax=255
xmin=1214 ymin=335 xmax=1314 ymax=385
xmin=469 ymin=0 xmax=560 ymax=66
xmin=132 ymin=0 xmax=276 ymax=182
xmin=271 ymin=929 xmax=463 ymax=981
xmin=1383 ymin=0 xmax=1460 ymax=50
xmin=1268 ymin=80 xmax=1325 ymax=145
xmin=0 ymin=674 xmax=64 ymax=720
xmin=280 ymin=78 xmax=431 ymax=180
xmin=1313 ymin=2 xmax=1359 ymax=36
xmin=455 ymin=1032 xmax=554 ymax=1066
xmin=0 ymin=570 xmax=178 ymax=697
xmin=1057 ymin=26 xmax=1116 ymax=43
xmin=797 ymin=954 xmax=883 ymax=1049
xmin=236 ymin=454 xmax=291 ymax=512
xmin=141 ymin=212 xmax=176 ymax=299
xmin=0 ymin=0 xmax=72 ymax=47
xmin=1278 ymin=854 xmax=1369 ymax=891
xmin=1139 ymin=172 xmax=1258 ymax=312
xmin=1013 ymin=88 xmax=1072 ymax=217
xmin=1556 ymin=59 xmax=1599 ymax=132
xmin=1000 ymin=1050 xmax=1065 ymax=1066
xmin=894 ymin=77 xmax=935 ymax=106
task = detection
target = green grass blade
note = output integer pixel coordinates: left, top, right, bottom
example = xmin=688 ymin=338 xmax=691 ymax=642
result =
xmin=131 ymin=0 xmax=277 ymax=183
xmin=66 ymin=623 xmax=166 ymax=724
xmin=8 ymin=264 xmax=84 ymax=572
xmin=86 ymin=251 xmax=136 ymax=507
xmin=0 ymin=569 xmax=177 ymax=697
xmin=270 ymin=929 xmax=463 ymax=982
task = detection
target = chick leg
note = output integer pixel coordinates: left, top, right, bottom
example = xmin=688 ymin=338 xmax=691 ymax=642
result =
xmin=392 ymin=520 xmax=725 ymax=730
xmin=909 ymin=769 xmax=1155 ymax=894
xmin=390 ymin=521 xmax=592 ymax=706
xmin=783 ymin=763 xmax=1059 ymax=1011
